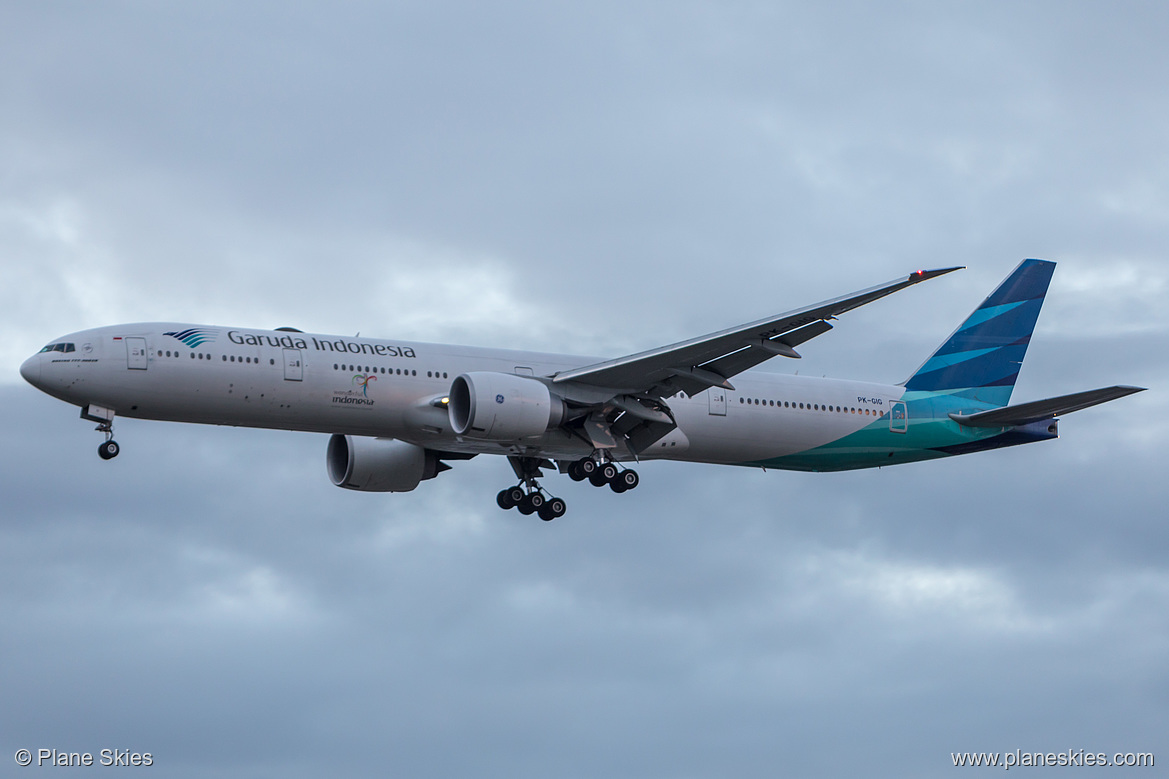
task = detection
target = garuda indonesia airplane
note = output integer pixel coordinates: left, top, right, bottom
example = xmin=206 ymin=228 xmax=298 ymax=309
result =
xmin=21 ymin=259 xmax=1143 ymax=520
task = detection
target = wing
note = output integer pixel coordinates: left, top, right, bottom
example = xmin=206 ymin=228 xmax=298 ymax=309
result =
xmin=553 ymin=267 xmax=964 ymax=397
xmin=949 ymin=385 xmax=1146 ymax=428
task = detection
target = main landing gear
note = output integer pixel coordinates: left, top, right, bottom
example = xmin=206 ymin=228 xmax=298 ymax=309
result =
xmin=497 ymin=455 xmax=567 ymax=521
xmin=497 ymin=454 xmax=640 ymax=521
xmin=566 ymin=457 xmax=640 ymax=493
xmin=496 ymin=486 xmax=567 ymax=522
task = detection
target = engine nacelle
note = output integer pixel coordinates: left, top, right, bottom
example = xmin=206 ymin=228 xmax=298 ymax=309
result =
xmin=448 ymin=371 xmax=565 ymax=441
xmin=326 ymin=435 xmax=442 ymax=492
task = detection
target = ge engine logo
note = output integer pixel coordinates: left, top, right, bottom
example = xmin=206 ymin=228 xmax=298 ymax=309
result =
xmin=495 ymin=394 xmax=505 ymax=404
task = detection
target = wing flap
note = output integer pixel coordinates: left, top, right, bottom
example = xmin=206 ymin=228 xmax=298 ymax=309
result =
xmin=698 ymin=320 xmax=835 ymax=379
xmin=949 ymin=385 xmax=1145 ymax=428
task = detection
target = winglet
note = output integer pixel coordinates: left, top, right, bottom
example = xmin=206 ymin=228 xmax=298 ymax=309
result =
xmin=910 ymin=267 xmax=965 ymax=282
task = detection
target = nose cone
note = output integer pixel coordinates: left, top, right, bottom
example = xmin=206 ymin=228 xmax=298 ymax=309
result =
xmin=20 ymin=354 xmax=41 ymax=387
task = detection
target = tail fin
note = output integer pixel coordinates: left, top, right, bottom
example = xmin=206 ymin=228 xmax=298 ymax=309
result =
xmin=904 ymin=259 xmax=1055 ymax=406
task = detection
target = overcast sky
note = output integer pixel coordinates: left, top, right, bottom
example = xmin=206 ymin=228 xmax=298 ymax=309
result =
xmin=2 ymin=2 xmax=1166 ymax=777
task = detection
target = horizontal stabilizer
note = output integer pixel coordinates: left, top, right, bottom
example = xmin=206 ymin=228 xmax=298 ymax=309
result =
xmin=949 ymin=385 xmax=1145 ymax=428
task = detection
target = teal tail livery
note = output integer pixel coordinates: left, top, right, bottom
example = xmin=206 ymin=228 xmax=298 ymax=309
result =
xmin=21 ymin=258 xmax=1145 ymax=520
xmin=904 ymin=258 xmax=1054 ymax=407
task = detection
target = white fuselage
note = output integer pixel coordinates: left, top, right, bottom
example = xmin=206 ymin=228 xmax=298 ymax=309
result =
xmin=21 ymin=323 xmax=905 ymax=468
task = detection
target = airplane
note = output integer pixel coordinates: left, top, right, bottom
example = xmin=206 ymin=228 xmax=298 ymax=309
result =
xmin=20 ymin=258 xmax=1144 ymax=521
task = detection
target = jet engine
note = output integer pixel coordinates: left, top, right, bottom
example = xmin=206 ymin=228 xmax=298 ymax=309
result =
xmin=326 ymin=435 xmax=444 ymax=492
xmin=448 ymin=371 xmax=566 ymax=441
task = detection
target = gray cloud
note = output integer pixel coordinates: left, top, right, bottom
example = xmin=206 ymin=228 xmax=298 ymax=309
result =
xmin=2 ymin=2 xmax=1166 ymax=777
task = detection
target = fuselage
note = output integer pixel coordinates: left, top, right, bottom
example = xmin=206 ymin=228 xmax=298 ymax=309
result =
xmin=20 ymin=322 xmax=1045 ymax=473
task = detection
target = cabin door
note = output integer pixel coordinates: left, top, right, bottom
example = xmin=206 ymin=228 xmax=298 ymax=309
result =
xmin=283 ymin=349 xmax=303 ymax=381
xmin=889 ymin=401 xmax=908 ymax=433
xmin=708 ymin=388 xmax=727 ymax=416
xmin=126 ymin=337 xmax=148 ymax=370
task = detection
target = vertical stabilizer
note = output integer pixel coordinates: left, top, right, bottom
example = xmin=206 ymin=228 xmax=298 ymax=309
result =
xmin=904 ymin=259 xmax=1055 ymax=406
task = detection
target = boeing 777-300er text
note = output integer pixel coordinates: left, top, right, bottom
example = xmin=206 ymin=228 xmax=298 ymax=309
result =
xmin=21 ymin=259 xmax=1144 ymax=520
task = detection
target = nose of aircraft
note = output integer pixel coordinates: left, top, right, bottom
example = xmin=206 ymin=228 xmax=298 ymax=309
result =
xmin=20 ymin=354 xmax=41 ymax=386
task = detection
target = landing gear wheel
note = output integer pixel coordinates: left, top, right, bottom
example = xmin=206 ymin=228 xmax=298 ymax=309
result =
xmin=98 ymin=440 xmax=120 ymax=460
xmin=538 ymin=496 xmax=567 ymax=521
xmin=567 ymin=461 xmax=587 ymax=481
xmin=588 ymin=462 xmax=619 ymax=487
xmin=497 ymin=488 xmax=520 ymax=510
xmin=578 ymin=458 xmax=598 ymax=478
xmin=612 ymin=469 xmax=639 ymax=492
xmin=518 ymin=492 xmax=545 ymax=516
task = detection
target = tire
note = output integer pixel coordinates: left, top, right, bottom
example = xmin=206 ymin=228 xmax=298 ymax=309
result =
xmin=98 ymin=440 xmax=120 ymax=460
xmin=588 ymin=471 xmax=608 ymax=487
xmin=578 ymin=458 xmax=597 ymax=477
xmin=617 ymin=470 xmax=639 ymax=490
xmin=609 ymin=480 xmax=627 ymax=493
xmin=519 ymin=493 xmax=544 ymax=515
xmin=567 ymin=462 xmax=585 ymax=481
xmin=547 ymin=497 xmax=567 ymax=518
xmin=599 ymin=463 xmax=619 ymax=483
xmin=497 ymin=489 xmax=518 ymax=510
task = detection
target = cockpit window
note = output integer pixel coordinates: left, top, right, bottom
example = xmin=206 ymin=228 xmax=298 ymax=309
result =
xmin=39 ymin=342 xmax=75 ymax=354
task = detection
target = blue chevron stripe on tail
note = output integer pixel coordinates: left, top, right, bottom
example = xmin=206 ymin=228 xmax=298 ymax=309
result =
xmin=904 ymin=259 xmax=1055 ymax=406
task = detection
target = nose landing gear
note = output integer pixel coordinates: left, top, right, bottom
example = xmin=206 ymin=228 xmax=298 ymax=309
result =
xmin=98 ymin=437 xmax=120 ymax=460
xmin=83 ymin=405 xmax=120 ymax=460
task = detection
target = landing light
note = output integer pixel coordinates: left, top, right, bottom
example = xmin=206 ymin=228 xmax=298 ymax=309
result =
xmin=441 ymin=397 xmax=449 ymax=405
